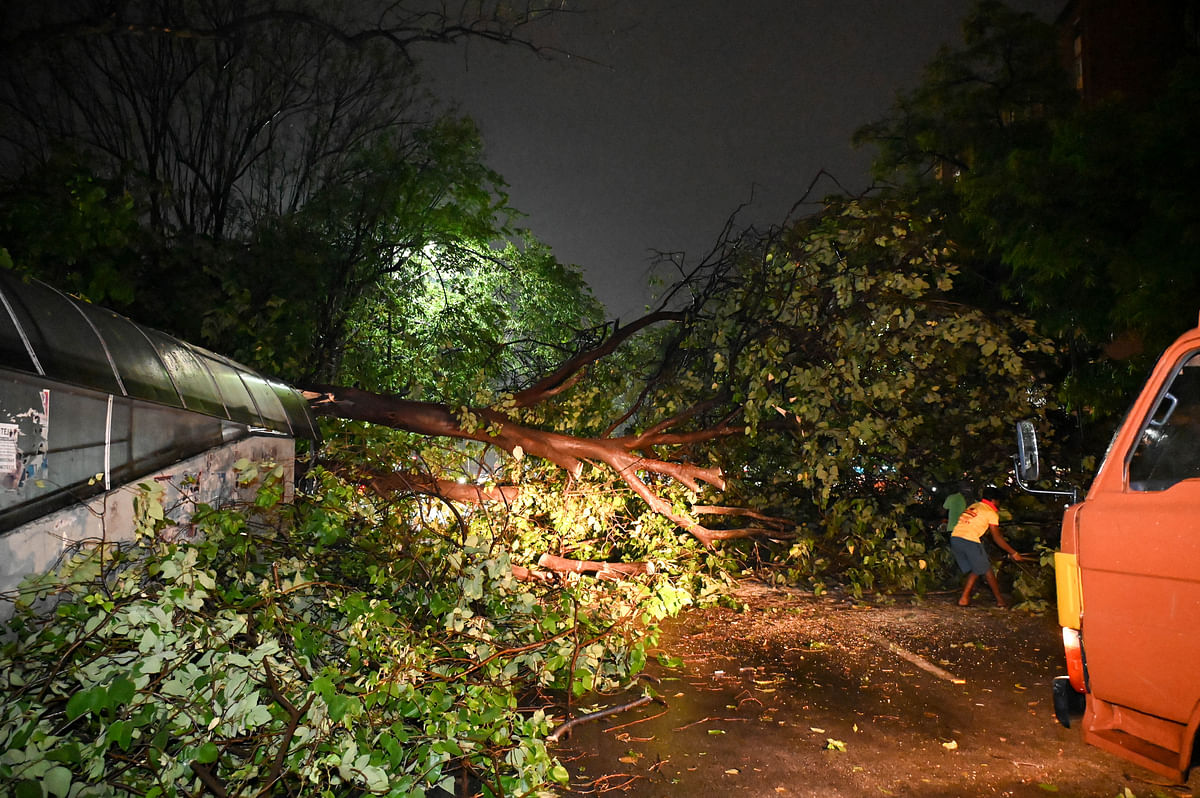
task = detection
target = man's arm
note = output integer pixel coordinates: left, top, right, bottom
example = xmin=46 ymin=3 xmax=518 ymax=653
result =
xmin=989 ymin=524 xmax=1024 ymax=561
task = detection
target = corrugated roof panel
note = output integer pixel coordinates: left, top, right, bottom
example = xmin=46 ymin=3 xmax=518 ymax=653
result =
xmin=143 ymin=330 xmax=230 ymax=419
xmin=0 ymin=274 xmax=122 ymax=395
xmin=198 ymin=352 xmax=262 ymax=426
xmin=240 ymin=372 xmax=291 ymax=432
xmin=272 ymin=381 xmax=320 ymax=440
xmin=0 ymin=273 xmax=319 ymax=444
xmin=0 ymin=286 xmax=41 ymax=374
xmin=72 ymin=302 xmax=181 ymax=407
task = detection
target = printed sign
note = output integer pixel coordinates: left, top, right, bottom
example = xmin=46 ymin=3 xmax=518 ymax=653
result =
xmin=0 ymin=423 xmax=18 ymax=473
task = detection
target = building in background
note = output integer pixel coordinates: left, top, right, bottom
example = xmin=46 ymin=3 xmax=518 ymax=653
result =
xmin=1057 ymin=0 xmax=1199 ymax=103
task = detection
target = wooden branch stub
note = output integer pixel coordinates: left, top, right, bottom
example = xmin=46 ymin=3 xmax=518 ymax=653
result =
xmin=536 ymin=554 xmax=652 ymax=581
xmin=510 ymin=564 xmax=555 ymax=583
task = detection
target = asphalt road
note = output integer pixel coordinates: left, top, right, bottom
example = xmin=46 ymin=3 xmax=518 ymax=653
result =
xmin=553 ymin=584 xmax=1195 ymax=798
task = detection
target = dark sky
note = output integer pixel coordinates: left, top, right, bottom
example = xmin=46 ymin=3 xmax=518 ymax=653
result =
xmin=419 ymin=0 xmax=1055 ymax=319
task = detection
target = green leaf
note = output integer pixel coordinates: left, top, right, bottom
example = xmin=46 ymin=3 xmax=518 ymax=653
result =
xmin=44 ymin=767 xmax=71 ymax=798
xmin=195 ymin=742 xmax=220 ymax=765
xmin=65 ymin=690 xmax=91 ymax=721
xmin=108 ymin=675 xmax=136 ymax=706
xmin=45 ymin=744 xmax=82 ymax=765
xmin=14 ymin=781 xmax=42 ymax=798
xmin=106 ymin=720 xmax=134 ymax=752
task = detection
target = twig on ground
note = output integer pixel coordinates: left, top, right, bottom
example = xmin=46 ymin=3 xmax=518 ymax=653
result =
xmin=603 ymin=705 xmax=668 ymax=734
xmin=868 ymin=634 xmax=965 ymax=684
xmin=548 ymin=695 xmax=666 ymax=742
xmin=672 ymin=715 xmax=749 ymax=731
xmin=572 ymin=773 xmax=643 ymax=794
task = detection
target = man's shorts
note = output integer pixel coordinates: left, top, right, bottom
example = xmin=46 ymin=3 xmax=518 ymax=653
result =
xmin=950 ymin=537 xmax=991 ymax=575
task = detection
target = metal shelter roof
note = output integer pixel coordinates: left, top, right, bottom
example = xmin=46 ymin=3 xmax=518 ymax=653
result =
xmin=0 ymin=271 xmax=321 ymax=531
xmin=0 ymin=271 xmax=319 ymax=440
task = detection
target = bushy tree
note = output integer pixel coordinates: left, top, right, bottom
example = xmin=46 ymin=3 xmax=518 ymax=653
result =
xmin=856 ymin=0 xmax=1200 ymax=458
xmin=0 ymin=0 xmax=579 ymax=383
xmin=649 ymin=196 xmax=1053 ymax=592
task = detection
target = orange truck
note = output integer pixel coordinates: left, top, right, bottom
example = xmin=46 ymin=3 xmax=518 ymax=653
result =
xmin=1016 ymin=321 xmax=1200 ymax=782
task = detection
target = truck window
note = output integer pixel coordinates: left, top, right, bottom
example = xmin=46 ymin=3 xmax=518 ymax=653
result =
xmin=1128 ymin=352 xmax=1200 ymax=491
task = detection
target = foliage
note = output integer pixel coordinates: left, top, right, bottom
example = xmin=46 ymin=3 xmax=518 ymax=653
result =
xmin=649 ymin=195 xmax=1055 ymax=595
xmin=0 ymin=1 xmax=594 ymax=386
xmin=0 ymin=462 xmax=691 ymax=797
xmin=317 ymin=418 xmax=730 ymax=597
xmin=0 ymin=159 xmax=146 ymax=309
xmin=957 ymin=56 xmax=1200 ymax=422
xmin=856 ymin=1 xmax=1200 ymax=460
xmin=196 ymin=115 xmax=596 ymax=383
xmin=853 ymin=0 xmax=1072 ymax=188
xmin=338 ymin=237 xmax=602 ymax=400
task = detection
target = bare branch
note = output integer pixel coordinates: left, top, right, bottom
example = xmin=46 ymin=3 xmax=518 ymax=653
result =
xmin=1 ymin=2 xmax=575 ymax=61
xmin=510 ymin=311 xmax=687 ymax=408
xmin=693 ymin=506 xmax=793 ymax=529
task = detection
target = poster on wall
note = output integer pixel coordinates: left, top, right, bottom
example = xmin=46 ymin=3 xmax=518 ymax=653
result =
xmin=0 ymin=387 xmax=49 ymax=492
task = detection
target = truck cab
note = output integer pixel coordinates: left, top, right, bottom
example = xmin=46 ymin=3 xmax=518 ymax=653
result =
xmin=1026 ymin=323 xmax=1200 ymax=782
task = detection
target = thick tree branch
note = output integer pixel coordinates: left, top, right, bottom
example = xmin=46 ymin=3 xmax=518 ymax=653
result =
xmin=302 ymin=384 xmax=744 ymax=545
xmin=694 ymin=527 xmax=794 ymax=543
xmin=536 ymin=554 xmax=650 ymax=581
xmin=693 ymin=506 xmax=793 ymax=529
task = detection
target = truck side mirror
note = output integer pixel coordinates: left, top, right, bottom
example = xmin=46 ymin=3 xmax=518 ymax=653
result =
xmin=1016 ymin=420 xmax=1040 ymax=483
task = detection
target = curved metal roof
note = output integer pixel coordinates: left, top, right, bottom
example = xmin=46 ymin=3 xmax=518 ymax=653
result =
xmin=0 ymin=270 xmax=319 ymax=440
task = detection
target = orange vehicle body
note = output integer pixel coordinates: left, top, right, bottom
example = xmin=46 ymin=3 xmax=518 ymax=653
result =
xmin=1053 ymin=322 xmax=1200 ymax=781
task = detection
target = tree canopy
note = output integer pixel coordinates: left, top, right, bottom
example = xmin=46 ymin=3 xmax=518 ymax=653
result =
xmin=0 ymin=0 xmax=591 ymax=382
xmin=856 ymin=0 xmax=1200 ymax=454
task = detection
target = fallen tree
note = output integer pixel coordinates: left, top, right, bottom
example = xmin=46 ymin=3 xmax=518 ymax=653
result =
xmin=302 ymin=194 xmax=1056 ymax=597
xmin=303 ymin=312 xmax=791 ymax=548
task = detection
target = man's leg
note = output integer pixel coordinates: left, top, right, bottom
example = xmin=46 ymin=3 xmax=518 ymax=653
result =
xmin=958 ymin=573 xmax=979 ymax=606
xmin=984 ymin=568 xmax=1008 ymax=608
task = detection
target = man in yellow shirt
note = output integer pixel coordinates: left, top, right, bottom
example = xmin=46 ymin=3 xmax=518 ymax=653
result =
xmin=950 ymin=488 xmax=1025 ymax=607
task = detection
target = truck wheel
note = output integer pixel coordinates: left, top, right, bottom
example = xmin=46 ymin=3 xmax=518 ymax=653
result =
xmin=1052 ymin=675 xmax=1086 ymax=728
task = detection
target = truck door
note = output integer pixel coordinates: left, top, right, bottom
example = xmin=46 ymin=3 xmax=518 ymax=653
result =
xmin=1080 ymin=351 xmax=1200 ymax=726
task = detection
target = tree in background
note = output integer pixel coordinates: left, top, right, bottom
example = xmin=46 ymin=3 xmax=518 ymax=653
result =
xmin=956 ymin=58 xmax=1200 ymax=426
xmin=853 ymin=0 xmax=1072 ymax=189
xmin=856 ymin=0 xmax=1200 ymax=459
xmin=0 ymin=0 xmax=580 ymax=382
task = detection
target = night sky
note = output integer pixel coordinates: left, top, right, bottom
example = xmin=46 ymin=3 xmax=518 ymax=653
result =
xmin=419 ymin=0 xmax=1055 ymax=319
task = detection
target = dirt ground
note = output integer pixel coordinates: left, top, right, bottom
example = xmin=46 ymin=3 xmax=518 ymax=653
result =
xmin=553 ymin=582 xmax=1197 ymax=798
